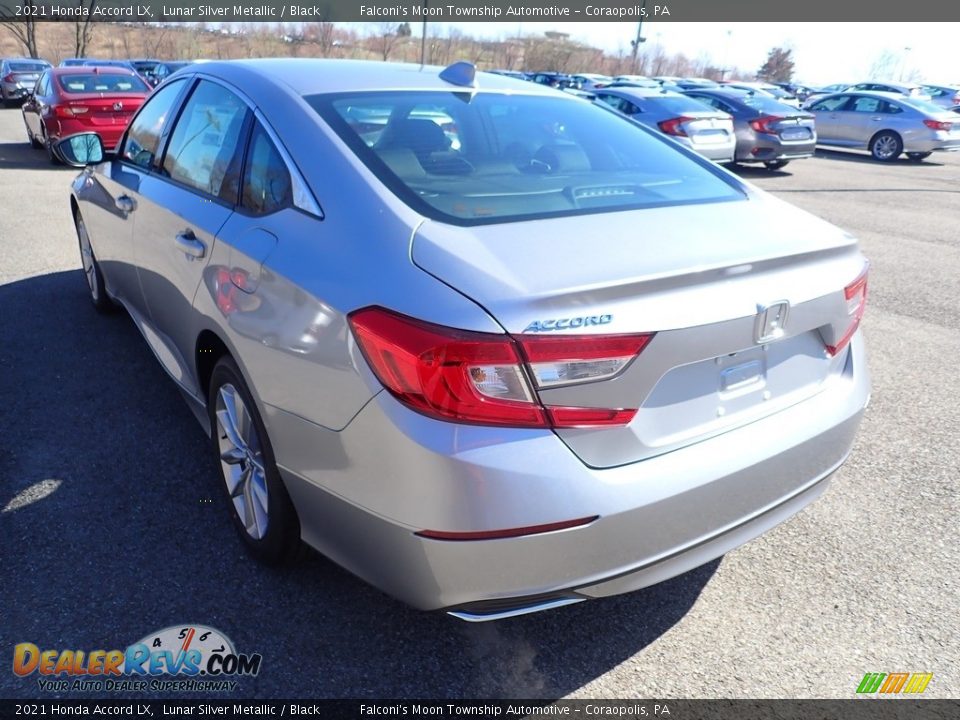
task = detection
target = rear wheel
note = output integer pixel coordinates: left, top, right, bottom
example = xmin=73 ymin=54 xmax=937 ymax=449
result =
xmin=763 ymin=160 xmax=790 ymax=170
xmin=906 ymin=152 xmax=932 ymax=162
xmin=75 ymin=212 xmax=116 ymax=314
xmin=209 ymin=356 xmax=302 ymax=565
xmin=24 ymin=117 xmax=41 ymax=148
xmin=869 ymin=131 xmax=902 ymax=162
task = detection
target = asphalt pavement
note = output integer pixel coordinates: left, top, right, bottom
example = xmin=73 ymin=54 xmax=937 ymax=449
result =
xmin=1 ymin=107 xmax=957 ymax=700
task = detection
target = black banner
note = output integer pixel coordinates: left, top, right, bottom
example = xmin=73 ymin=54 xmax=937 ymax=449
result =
xmin=0 ymin=0 xmax=958 ymax=23
xmin=2 ymin=700 xmax=960 ymax=720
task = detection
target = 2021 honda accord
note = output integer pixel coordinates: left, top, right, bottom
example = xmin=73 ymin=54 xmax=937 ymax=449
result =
xmin=58 ymin=59 xmax=870 ymax=621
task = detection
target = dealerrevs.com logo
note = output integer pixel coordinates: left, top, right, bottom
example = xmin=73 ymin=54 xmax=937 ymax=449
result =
xmin=13 ymin=625 xmax=262 ymax=693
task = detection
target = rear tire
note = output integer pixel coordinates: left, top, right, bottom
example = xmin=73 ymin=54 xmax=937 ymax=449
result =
xmin=208 ymin=356 xmax=302 ymax=565
xmin=24 ymin=117 xmax=41 ymax=148
xmin=906 ymin=152 xmax=932 ymax=162
xmin=74 ymin=212 xmax=116 ymax=314
xmin=869 ymin=131 xmax=902 ymax=162
xmin=763 ymin=160 xmax=790 ymax=170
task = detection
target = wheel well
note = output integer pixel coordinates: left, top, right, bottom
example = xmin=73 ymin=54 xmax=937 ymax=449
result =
xmin=196 ymin=331 xmax=231 ymax=402
xmin=70 ymin=196 xmax=79 ymax=222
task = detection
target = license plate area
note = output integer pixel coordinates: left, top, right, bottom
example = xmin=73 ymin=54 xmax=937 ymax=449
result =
xmin=781 ymin=128 xmax=811 ymax=141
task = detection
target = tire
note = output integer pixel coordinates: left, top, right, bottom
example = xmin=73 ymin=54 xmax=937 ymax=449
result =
xmin=906 ymin=152 xmax=932 ymax=162
xmin=764 ymin=160 xmax=790 ymax=170
xmin=869 ymin=131 xmax=902 ymax=162
xmin=24 ymin=117 xmax=41 ymax=148
xmin=45 ymin=136 xmax=61 ymax=165
xmin=208 ymin=356 xmax=302 ymax=565
xmin=74 ymin=212 xmax=116 ymax=314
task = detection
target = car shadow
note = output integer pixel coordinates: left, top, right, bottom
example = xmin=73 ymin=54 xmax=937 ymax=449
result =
xmin=726 ymin=163 xmax=793 ymax=178
xmin=0 ymin=269 xmax=718 ymax=700
xmin=814 ymin=148 xmax=948 ymax=166
xmin=0 ymin=140 xmax=70 ymax=171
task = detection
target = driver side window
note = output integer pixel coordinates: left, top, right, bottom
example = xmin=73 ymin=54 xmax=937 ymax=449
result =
xmin=121 ymin=79 xmax=186 ymax=170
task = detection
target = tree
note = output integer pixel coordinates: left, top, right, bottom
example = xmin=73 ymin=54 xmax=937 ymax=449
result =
xmin=397 ymin=22 xmax=412 ymax=38
xmin=371 ymin=22 xmax=400 ymax=62
xmin=757 ymin=47 xmax=795 ymax=83
xmin=74 ymin=0 xmax=98 ymax=58
xmin=0 ymin=2 xmax=39 ymax=58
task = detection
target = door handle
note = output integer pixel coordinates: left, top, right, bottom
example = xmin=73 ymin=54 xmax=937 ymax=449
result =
xmin=174 ymin=232 xmax=206 ymax=259
xmin=115 ymin=195 xmax=136 ymax=213
xmin=871 ymin=116 xmax=883 ymax=121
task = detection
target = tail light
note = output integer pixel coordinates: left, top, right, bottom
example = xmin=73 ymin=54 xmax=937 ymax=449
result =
xmin=657 ymin=116 xmax=693 ymax=137
xmin=749 ymin=115 xmax=783 ymax=134
xmin=348 ymin=307 xmax=653 ymax=428
xmin=53 ymin=104 xmax=89 ymax=119
xmin=825 ymin=265 xmax=869 ymax=357
xmin=923 ymin=119 xmax=952 ymax=131
xmin=2 ymin=73 xmax=14 ymax=83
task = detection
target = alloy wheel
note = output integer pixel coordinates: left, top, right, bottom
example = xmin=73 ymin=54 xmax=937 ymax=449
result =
xmin=215 ymin=383 xmax=270 ymax=540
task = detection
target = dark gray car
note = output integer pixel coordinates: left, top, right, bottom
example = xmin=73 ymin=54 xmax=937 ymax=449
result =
xmin=682 ymin=87 xmax=817 ymax=169
xmin=594 ymin=86 xmax=736 ymax=162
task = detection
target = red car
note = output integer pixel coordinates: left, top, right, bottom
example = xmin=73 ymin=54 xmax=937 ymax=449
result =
xmin=22 ymin=66 xmax=151 ymax=162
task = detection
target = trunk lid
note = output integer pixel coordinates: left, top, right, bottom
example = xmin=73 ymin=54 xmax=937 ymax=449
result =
xmin=412 ymin=191 xmax=866 ymax=468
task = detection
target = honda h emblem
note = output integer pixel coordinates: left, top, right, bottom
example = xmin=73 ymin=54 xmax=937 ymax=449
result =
xmin=112 ymin=102 xmax=123 ymax=111
xmin=755 ymin=301 xmax=790 ymax=344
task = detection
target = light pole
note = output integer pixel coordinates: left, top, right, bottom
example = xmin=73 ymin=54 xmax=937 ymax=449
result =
xmin=420 ymin=1 xmax=428 ymax=68
xmin=629 ymin=1 xmax=647 ymax=74
xmin=720 ymin=29 xmax=733 ymax=81
xmin=899 ymin=46 xmax=911 ymax=81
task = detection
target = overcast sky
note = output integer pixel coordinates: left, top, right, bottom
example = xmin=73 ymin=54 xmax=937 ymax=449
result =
xmin=404 ymin=22 xmax=957 ymax=84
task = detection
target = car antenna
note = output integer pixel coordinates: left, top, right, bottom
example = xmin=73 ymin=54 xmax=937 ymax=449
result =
xmin=440 ymin=61 xmax=477 ymax=89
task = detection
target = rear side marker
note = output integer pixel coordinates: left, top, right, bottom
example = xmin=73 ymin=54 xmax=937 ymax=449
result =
xmin=416 ymin=515 xmax=599 ymax=541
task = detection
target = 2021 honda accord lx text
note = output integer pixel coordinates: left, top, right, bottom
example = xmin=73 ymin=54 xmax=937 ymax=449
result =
xmin=58 ymin=59 xmax=870 ymax=621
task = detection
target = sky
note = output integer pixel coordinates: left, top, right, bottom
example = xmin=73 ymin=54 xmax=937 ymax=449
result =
xmin=400 ymin=22 xmax=959 ymax=85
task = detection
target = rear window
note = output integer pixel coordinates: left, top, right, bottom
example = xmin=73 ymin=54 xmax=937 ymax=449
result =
xmin=646 ymin=95 xmax=719 ymax=115
xmin=10 ymin=62 xmax=47 ymax=73
xmin=739 ymin=95 xmax=801 ymax=114
xmin=307 ymin=91 xmax=743 ymax=226
xmin=58 ymin=73 xmax=149 ymax=93
xmin=900 ymin=97 xmax=950 ymax=115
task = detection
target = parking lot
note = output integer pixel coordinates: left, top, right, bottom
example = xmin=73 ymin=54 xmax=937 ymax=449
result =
xmin=1 ymin=104 xmax=957 ymax=700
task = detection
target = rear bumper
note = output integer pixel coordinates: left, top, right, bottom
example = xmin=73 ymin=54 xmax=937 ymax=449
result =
xmin=273 ymin=335 xmax=869 ymax=614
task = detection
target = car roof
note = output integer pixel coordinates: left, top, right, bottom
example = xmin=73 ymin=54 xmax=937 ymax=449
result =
xmin=182 ymin=59 xmax=564 ymax=97
xmin=603 ymin=87 xmax=687 ymax=99
xmin=51 ymin=66 xmax=140 ymax=76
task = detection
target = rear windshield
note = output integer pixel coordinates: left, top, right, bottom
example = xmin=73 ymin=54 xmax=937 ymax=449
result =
xmin=307 ymin=91 xmax=743 ymax=225
xmin=58 ymin=73 xmax=149 ymax=93
xmin=644 ymin=95 xmax=719 ymax=115
xmin=739 ymin=95 xmax=800 ymax=114
xmin=900 ymin=97 xmax=950 ymax=115
xmin=10 ymin=62 xmax=47 ymax=72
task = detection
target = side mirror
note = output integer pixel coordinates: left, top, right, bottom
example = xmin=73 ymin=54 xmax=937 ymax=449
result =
xmin=56 ymin=133 xmax=105 ymax=167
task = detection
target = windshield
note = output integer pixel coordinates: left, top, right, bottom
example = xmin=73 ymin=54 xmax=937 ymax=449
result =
xmin=739 ymin=95 xmax=803 ymax=114
xmin=307 ymin=91 xmax=743 ymax=226
xmin=58 ymin=73 xmax=149 ymax=93
xmin=10 ymin=62 xmax=48 ymax=72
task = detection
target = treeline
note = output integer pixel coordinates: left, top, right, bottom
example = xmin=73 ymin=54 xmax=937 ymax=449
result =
xmin=0 ymin=21 xmax=750 ymax=80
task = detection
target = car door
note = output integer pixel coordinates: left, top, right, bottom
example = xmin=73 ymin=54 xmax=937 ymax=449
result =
xmin=808 ymin=94 xmax=853 ymax=144
xmin=21 ymin=71 xmax=47 ymax=139
xmin=79 ymin=78 xmax=190 ymax=307
xmin=844 ymin=95 xmax=889 ymax=146
xmin=128 ymin=79 xmax=251 ymax=399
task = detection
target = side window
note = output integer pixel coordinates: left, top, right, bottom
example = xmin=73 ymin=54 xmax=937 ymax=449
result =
xmin=35 ymin=72 xmax=47 ymax=96
xmin=810 ymin=95 xmax=850 ymax=112
xmin=121 ymin=79 xmax=186 ymax=170
xmin=596 ymin=93 xmax=620 ymax=109
xmin=161 ymin=81 xmax=249 ymax=203
xmin=620 ymin=100 xmax=641 ymax=115
xmin=241 ymin=123 xmax=293 ymax=216
xmin=851 ymin=97 xmax=882 ymax=113
xmin=879 ymin=100 xmax=903 ymax=114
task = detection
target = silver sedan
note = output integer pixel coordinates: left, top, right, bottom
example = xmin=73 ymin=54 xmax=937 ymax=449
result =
xmin=57 ymin=59 xmax=870 ymax=621
xmin=808 ymin=91 xmax=960 ymax=161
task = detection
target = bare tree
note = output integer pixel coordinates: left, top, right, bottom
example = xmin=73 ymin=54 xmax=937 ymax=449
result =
xmin=74 ymin=0 xmax=97 ymax=58
xmin=371 ymin=22 xmax=400 ymax=62
xmin=1 ymin=2 xmax=40 ymax=58
xmin=868 ymin=50 xmax=899 ymax=80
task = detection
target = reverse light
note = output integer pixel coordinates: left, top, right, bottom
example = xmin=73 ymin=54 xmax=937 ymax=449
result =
xmin=657 ymin=116 xmax=694 ymax=137
xmin=825 ymin=264 xmax=869 ymax=357
xmin=348 ymin=307 xmax=653 ymax=428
